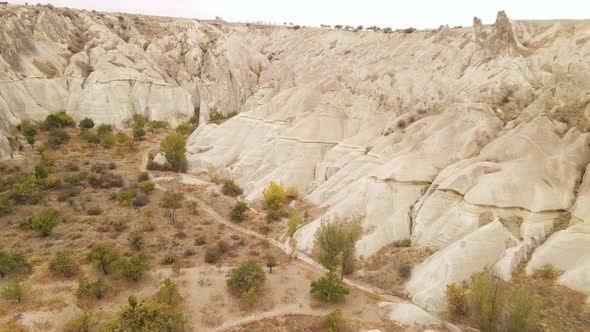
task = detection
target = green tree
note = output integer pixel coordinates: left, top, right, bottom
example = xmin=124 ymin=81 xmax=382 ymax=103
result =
xmin=0 ymin=249 xmax=33 ymax=278
xmin=138 ymin=181 xmax=155 ymax=194
xmin=175 ymin=122 xmax=194 ymax=136
xmin=1 ymin=279 xmax=28 ymax=303
xmin=506 ymin=288 xmax=539 ymax=332
xmin=226 ymin=261 xmax=266 ymax=294
xmin=314 ymin=218 xmax=361 ymax=278
xmin=117 ymin=189 xmax=136 ymax=205
xmin=310 ymin=272 xmax=349 ymax=302
xmin=34 ymin=163 xmax=48 ymax=179
xmin=78 ymin=117 xmax=95 ymax=129
xmin=100 ymin=134 xmax=115 ymax=149
xmin=109 ymin=296 xmax=186 ymax=332
xmin=469 ymin=271 xmax=505 ymax=332
xmin=262 ymin=181 xmax=285 ymax=210
xmin=264 ymin=252 xmax=276 ymax=273
xmin=63 ymin=310 xmax=93 ymax=332
xmin=445 ymin=283 xmax=468 ymax=317
xmin=161 ymin=191 xmax=184 ymax=223
xmin=76 ymin=277 xmax=111 ymax=299
xmin=133 ymin=127 xmax=146 ymax=140
xmin=160 ymin=133 xmax=187 ymax=172
xmin=119 ymin=252 xmax=150 ymax=282
xmin=96 ymin=124 xmax=113 ymax=137
xmin=47 ymin=127 xmax=70 ymax=148
xmin=240 ymin=287 xmax=257 ymax=307
xmin=48 ymin=249 xmax=80 ymax=278
xmin=287 ymin=209 xmax=300 ymax=237
xmin=87 ymin=243 xmax=120 ymax=274
xmin=25 ymin=134 xmax=36 ymax=149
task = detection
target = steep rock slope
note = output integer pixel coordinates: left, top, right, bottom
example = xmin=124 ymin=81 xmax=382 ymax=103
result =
xmin=4 ymin=4 xmax=590 ymax=311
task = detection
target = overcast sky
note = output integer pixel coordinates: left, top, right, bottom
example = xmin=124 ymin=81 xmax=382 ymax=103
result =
xmin=9 ymin=0 xmax=590 ymax=29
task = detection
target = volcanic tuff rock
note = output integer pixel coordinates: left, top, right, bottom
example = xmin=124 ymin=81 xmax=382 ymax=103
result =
xmin=4 ymin=4 xmax=590 ymax=310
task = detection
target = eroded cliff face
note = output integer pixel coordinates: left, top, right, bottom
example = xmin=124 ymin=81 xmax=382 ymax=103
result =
xmin=3 ymin=4 xmax=590 ymax=311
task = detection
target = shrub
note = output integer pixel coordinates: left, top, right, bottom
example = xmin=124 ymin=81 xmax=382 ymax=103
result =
xmin=0 ymin=249 xmax=33 ymax=278
xmin=119 ymin=252 xmax=150 ymax=282
xmin=49 ymin=249 xmax=80 ymax=278
xmin=536 ymin=264 xmax=558 ymax=279
xmin=147 ymin=120 xmax=168 ymax=133
xmin=138 ymin=171 xmax=150 ymax=182
xmin=398 ymin=263 xmax=412 ymax=279
xmin=0 ymin=193 xmax=13 ymax=216
xmin=78 ymin=117 xmax=95 ymax=129
xmin=108 ymin=296 xmax=186 ymax=331
xmin=175 ymin=122 xmax=194 ymax=136
xmin=34 ymin=163 xmax=48 ymax=179
xmin=133 ymin=127 xmax=146 ymax=140
xmin=240 ymin=287 xmax=257 ymax=308
xmin=325 ymin=309 xmax=343 ymax=332
xmin=186 ymin=200 xmax=198 ymax=215
xmin=63 ymin=311 xmax=92 ymax=332
xmin=259 ymin=225 xmax=270 ymax=234
xmin=265 ymin=209 xmax=284 ymax=222
xmin=76 ymin=277 xmax=111 ymax=299
xmin=1 ymin=279 xmax=28 ymax=303
xmin=230 ymin=201 xmax=248 ymax=222
xmin=287 ymin=209 xmax=299 ymax=237
xmin=116 ymin=132 xmax=129 ymax=144
xmin=96 ymin=124 xmax=113 ymax=137
xmin=160 ymin=133 xmax=187 ymax=172
xmin=129 ymin=235 xmax=144 ymax=251
xmin=506 ymin=288 xmax=539 ymax=332
xmin=217 ymin=240 xmax=229 ymax=253
xmin=87 ymin=243 xmax=120 ymax=274
xmin=226 ymin=261 xmax=266 ymax=294
xmin=469 ymin=271 xmax=504 ymax=332
xmin=154 ymin=278 xmax=182 ymax=306
xmin=47 ymin=127 xmax=70 ymax=148
xmin=138 ymin=181 xmax=155 ymax=194
xmin=86 ymin=205 xmax=102 ymax=215
xmin=161 ymin=191 xmax=184 ymax=223
xmin=205 ymin=245 xmax=222 ymax=263
xmin=445 ymin=283 xmax=468 ymax=317
xmin=161 ymin=252 xmax=178 ymax=265
xmin=133 ymin=192 xmax=150 ymax=207
xmin=117 ymin=189 xmax=135 ymax=205
xmin=400 ymin=238 xmax=412 ymax=247
xmin=100 ymin=134 xmax=115 ymax=149
xmin=195 ymin=234 xmax=207 ymax=246
xmin=209 ymin=111 xmax=226 ymax=124
xmin=222 ymin=179 xmax=243 ymax=196
xmin=42 ymin=112 xmax=75 ymax=130
xmin=262 ymin=181 xmax=285 ymax=210
xmin=310 ymin=272 xmax=349 ymax=302
xmin=6 ymin=174 xmax=42 ymax=204
xmin=30 ymin=209 xmax=59 ymax=236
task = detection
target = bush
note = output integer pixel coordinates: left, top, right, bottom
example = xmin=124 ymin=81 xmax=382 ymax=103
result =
xmin=205 ymin=245 xmax=222 ymax=263
xmin=265 ymin=209 xmax=284 ymax=222
xmin=129 ymin=235 xmax=144 ymax=251
xmin=133 ymin=127 xmax=146 ymax=140
xmin=175 ymin=122 xmax=194 ymax=136
xmin=138 ymin=181 xmax=155 ymax=194
xmin=0 ymin=249 xmax=33 ymax=278
xmin=154 ymin=278 xmax=182 ymax=306
xmin=108 ymin=296 xmax=186 ymax=331
xmin=398 ymin=263 xmax=412 ymax=279
xmin=96 ymin=124 xmax=113 ymax=137
xmin=0 ymin=193 xmax=13 ymax=216
xmin=161 ymin=191 xmax=184 ymax=223
xmin=133 ymin=192 xmax=150 ymax=207
xmin=400 ymin=238 xmax=412 ymax=247
xmin=30 ymin=209 xmax=59 ymax=236
xmin=1 ymin=279 xmax=28 ymax=303
xmin=138 ymin=171 xmax=150 ymax=182
xmin=42 ymin=112 xmax=75 ymax=130
xmin=186 ymin=200 xmax=198 ymax=215
xmin=160 ymin=133 xmax=187 ymax=172
xmin=325 ymin=309 xmax=343 ymax=332
xmin=6 ymin=174 xmax=42 ymax=204
xmin=119 ymin=252 xmax=150 ymax=282
xmin=445 ymin=283 xmax=468 ymax=317
xmin=209 ymin=111 xmax=226 ymax=124
xmin=63 ymin=311 xmax=92 ymax=332
xmin=506 ymin=288 xmax=539 ymax=332
xmin=47 ymin=127 xmax=70 ymax=148
xmin=469 ymin=271 xmax=504 ymax=332
xmin=240 ymin=286 xmax=258 ymax=308
xmin=287 ymin=209 xmax=299 ymax=237
xmin=78 ymin=117 xmax=95 ymax=129
xmin=117 ymin=189 xmax=135 ymax=205
xmin=49 ymin=249 xmax=80 ymax=278
xmin=161 ymin=252 xmax=178 ymax=265
xmin=76 ymin=277 xmax=111 ymax=299
xmin=264 ymin=252 xmax=277 ymax=273
xmin=116 ymin=132 xmax=129 ymax=144
xmin=262 ymin=181 xmax=285 ymax=210
xmin=87 ymin=243 xmax=120 ymax=274
xmin=229 ymin=201 xmax=248 ymax=221
xmin=34 ymin=163 xmax=48 ymax=179
xmin=310 ymin=272 xmax=349 ymax=302
xmin=222 ymin=179 xmax=243 ymax=197
xmin=195 ymin=233 xmax=207 ymax=246
xmin=226 ymin=261 xmax=266 ymax=294
xmin=147 ymin=120 xmax=168 ymax=133
xmin=86 ymin=205 xmax=102 ymax=215
xmin=536 ymin=264 xmax=558 ymax=279
xmin=100 ymin=134 xmax=115 ymax=149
